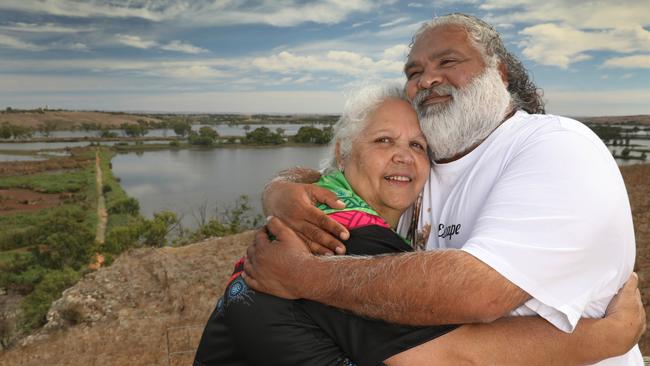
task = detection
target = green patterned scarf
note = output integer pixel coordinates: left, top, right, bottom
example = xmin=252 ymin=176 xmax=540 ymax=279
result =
xmin=315 ymin=170 xmax=381 ymax=216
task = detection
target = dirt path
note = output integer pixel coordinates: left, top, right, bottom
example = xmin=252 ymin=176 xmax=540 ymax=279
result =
xmin=95 ymin=150 xmax=107 ymax=244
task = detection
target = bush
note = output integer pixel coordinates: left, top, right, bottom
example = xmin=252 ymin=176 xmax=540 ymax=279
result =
xmin=108 ymin=197 xmax=140 ymax=215
xmin=20 ymin=267 xmax=81 ymax=331
xmin=102 ymin=184 xmax=112 ymax=194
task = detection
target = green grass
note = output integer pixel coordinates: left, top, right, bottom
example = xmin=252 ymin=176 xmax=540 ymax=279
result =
xmin=99 ymin=148 xmax=135 ymax=231
xmin=0 ymin=168 xmax=94 ymax=194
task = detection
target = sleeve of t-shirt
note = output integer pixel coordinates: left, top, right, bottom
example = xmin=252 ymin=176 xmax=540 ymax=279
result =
xmin=461 ymin=125 xmax=634 ymax=333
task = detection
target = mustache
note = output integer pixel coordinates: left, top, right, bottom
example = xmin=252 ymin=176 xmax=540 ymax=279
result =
xmin=412 ymin=84 xmax=456 ymax=109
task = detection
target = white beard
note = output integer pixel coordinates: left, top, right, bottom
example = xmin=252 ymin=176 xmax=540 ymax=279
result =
xmin=413 ymin=66 xmax=511 ymax=161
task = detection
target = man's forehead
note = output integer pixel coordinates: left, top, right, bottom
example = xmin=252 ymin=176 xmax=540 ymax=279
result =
xmin=405 ymin=25 xmax=472 ymax=65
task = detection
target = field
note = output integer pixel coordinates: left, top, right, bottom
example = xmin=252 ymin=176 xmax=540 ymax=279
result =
xmin=0 ymin=111 xmax=161 ymax=129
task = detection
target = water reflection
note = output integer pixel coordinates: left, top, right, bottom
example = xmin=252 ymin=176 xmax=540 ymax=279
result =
xmin=112 ymin=146 xmax=330 ymax=228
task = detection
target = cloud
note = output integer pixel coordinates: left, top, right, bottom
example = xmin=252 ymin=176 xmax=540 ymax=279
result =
xmin=115 ymin=34 xmax=157 ymax=49
xmin=380 ymin=17 xmax=410 ymax=28
xmin=603 ymin=55 xmax=650 ymax=69
xmin=382 ymin=44 xmax=409 ymax=61
xmin=0 ymin=22 xmax=96 ymax=33
xmin=407 ymin=3 xmax=424 ymax=8
xmin=0 ymin=57 xmax=236 ymax=81
xmin=115 ymin=35 xmax=206 ymax=54
xmin=519 ymin=24 xmax=650 ymax=68
xmin=0 ymin=0 xmax=384 ymax=27
xmin=482 ymin=0 xmax=650 ymax=29
xmin=159 ymin=40 xmax=207 ymax=54
xmin=351 ymin=21 xmax=371 ymax=28
xmin=251 ymin=50 xmax=402 ymax=76
xmin=0 ymin=34 xmax=45 ymax=51
xmin=477 ymin=1 xmax=650 ymax=68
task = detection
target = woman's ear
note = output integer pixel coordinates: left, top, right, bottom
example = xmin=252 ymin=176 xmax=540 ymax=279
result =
xmin=335 ymin=142 xmax=344 ymax=170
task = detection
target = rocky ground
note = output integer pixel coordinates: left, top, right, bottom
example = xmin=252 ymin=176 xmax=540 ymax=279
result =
xmin=0 ymin=164 xmax=648 ymax=366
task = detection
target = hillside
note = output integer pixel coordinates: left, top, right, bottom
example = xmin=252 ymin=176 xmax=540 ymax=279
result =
xmin=0 ymin=111 xmax=161 ymax=129
xmin=0 ymin=164 xmax=649 ymax=365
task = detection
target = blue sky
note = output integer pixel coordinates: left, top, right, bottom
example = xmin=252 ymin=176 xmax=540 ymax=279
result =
xmin=0 ymin=0 xmax=648 ymax=116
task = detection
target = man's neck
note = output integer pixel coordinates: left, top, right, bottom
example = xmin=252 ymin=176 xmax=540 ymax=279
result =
xmin=434 ymin=109 xmax=516 ymax=164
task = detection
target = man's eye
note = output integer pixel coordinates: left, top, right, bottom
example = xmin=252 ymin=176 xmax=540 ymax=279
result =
xmin=406 ymin=71 xmax=420 ymax=80
xmin=375 ymin=137 xmax=391 ymax=143
xmin=440 ymin=59 xmax=457 ymax=66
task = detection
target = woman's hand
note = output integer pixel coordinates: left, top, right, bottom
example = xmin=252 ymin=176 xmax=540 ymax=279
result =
xmin=263 ymin=179 xmax=349 ymax=255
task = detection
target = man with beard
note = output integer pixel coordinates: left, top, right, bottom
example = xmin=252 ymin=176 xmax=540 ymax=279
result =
xmin=243 ymin=13 xmax=642 ymax=364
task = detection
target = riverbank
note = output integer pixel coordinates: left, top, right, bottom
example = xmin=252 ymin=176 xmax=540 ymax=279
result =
xmin=0 ymin=163 xmax=649 ymax=365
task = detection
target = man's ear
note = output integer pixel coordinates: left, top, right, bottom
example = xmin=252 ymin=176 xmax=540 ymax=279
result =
xmin=335 ymin=142 xmax=344 ymax=170
xmin=498 ymin=61 xmax=509 ymax=88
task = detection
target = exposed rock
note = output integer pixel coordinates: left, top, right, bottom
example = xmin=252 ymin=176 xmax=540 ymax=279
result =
xmin=0 ymin=231 xmax=251 ymax=366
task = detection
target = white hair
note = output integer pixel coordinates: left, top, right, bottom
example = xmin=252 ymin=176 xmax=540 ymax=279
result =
xmin=322 ymin=84 xmax=407 ymax=171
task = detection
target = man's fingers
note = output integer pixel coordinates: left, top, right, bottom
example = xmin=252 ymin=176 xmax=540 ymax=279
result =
xmin=298 ymin=221 xmax=346 ymax=255
xmin=301 ymin=202 xmax=349 ymax=242
xmin=266 ymin=216 xmax=293 ymax=241
xmin=309 ymin=185 xmax=345 ymax=209
xmin=307 ymin=186 xmax=350 ymax=241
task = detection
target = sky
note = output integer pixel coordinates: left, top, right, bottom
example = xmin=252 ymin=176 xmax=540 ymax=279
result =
xmin=0 ymin=0 xmax=649 ymax=116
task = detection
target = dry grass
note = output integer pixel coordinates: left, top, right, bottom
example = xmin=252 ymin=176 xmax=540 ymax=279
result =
xmin=0 ymin=111 xmax=161 ymax=129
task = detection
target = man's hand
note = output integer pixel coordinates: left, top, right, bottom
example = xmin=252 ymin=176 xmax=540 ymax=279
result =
xmin=243 ymin=217 xmax=317 ymax=300
xmin=603 ymin=273 xmax=646 ymax=353
xmin=263 ymin=180 xmax=349 ymax=255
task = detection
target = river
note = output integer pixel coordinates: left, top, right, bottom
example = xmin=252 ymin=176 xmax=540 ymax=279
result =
xmin=111 ymin=146 xmax=331 ymax=228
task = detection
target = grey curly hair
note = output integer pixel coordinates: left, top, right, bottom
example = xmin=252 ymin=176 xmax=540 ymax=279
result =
xmin=411 ymin=13 xmax=545 ymax=114
xmin=322 ymin=83 xmax=408 ymax=171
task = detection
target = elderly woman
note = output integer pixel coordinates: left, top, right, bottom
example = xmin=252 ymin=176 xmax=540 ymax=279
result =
xmin=194 ymin=85 xmax=643 ymax=366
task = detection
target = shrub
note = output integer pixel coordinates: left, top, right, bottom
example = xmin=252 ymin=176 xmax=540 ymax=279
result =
xmin=108 ymin=197 xmax=140 ymax=215
xmin=20 ymin=267 xmax=81 ymax=331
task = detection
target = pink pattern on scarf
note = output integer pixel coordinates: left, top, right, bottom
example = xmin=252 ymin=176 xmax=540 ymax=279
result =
xmin=329 ymin=210 xmax=390 ymax=230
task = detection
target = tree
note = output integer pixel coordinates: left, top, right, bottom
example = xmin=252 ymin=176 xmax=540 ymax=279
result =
xmin=98 ymin=129 xmax=118 ymax=138
xmin=31 ymin=213 xmax=95 ymax=270
xmin=0 ymin=123 xmax=11 ymax=139
xmin=172 ymin=120 xmax=192 ymax=137
xmin=244 ymin=127 xmax=284 ymax=145
xmin=292 ymin=126 xmax=332 ymax=144
xmin=199 ymin=126 xmax=219 ymax=139
xmin=38 ymin=121 xmax=57 ymax=137
xmin=121 ymin=123 xmax=148 ymax=137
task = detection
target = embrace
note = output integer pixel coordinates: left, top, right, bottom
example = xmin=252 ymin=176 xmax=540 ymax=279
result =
xmin=195 ymin=13 xmax=645 ymax=366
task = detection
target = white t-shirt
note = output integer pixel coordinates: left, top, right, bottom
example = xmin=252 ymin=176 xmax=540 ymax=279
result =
xmin=399 ymin=111 xmax=641 ymax=365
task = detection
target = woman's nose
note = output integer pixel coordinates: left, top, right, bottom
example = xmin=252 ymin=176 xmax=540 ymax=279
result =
xmin=393 ymin=148 xmax=414 ymax=164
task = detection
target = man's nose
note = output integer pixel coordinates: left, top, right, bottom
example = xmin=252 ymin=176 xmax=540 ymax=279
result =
xmin=418 ymin=67 xmax=443 ymax=90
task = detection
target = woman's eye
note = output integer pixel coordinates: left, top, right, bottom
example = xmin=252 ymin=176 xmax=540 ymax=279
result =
xmin=410 ymin=142 xmax=425 ymax=150
xmin=375 ymin=137 xmax=391 ymax=143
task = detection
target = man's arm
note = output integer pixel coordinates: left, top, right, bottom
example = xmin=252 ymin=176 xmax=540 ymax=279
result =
xmin=386 ymin=274 xmax=645 ymax=366
xmin=262 ymin=167 xmax=349 ymax=255
xmin=244 ymin=217 xmax=530 ymax=325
